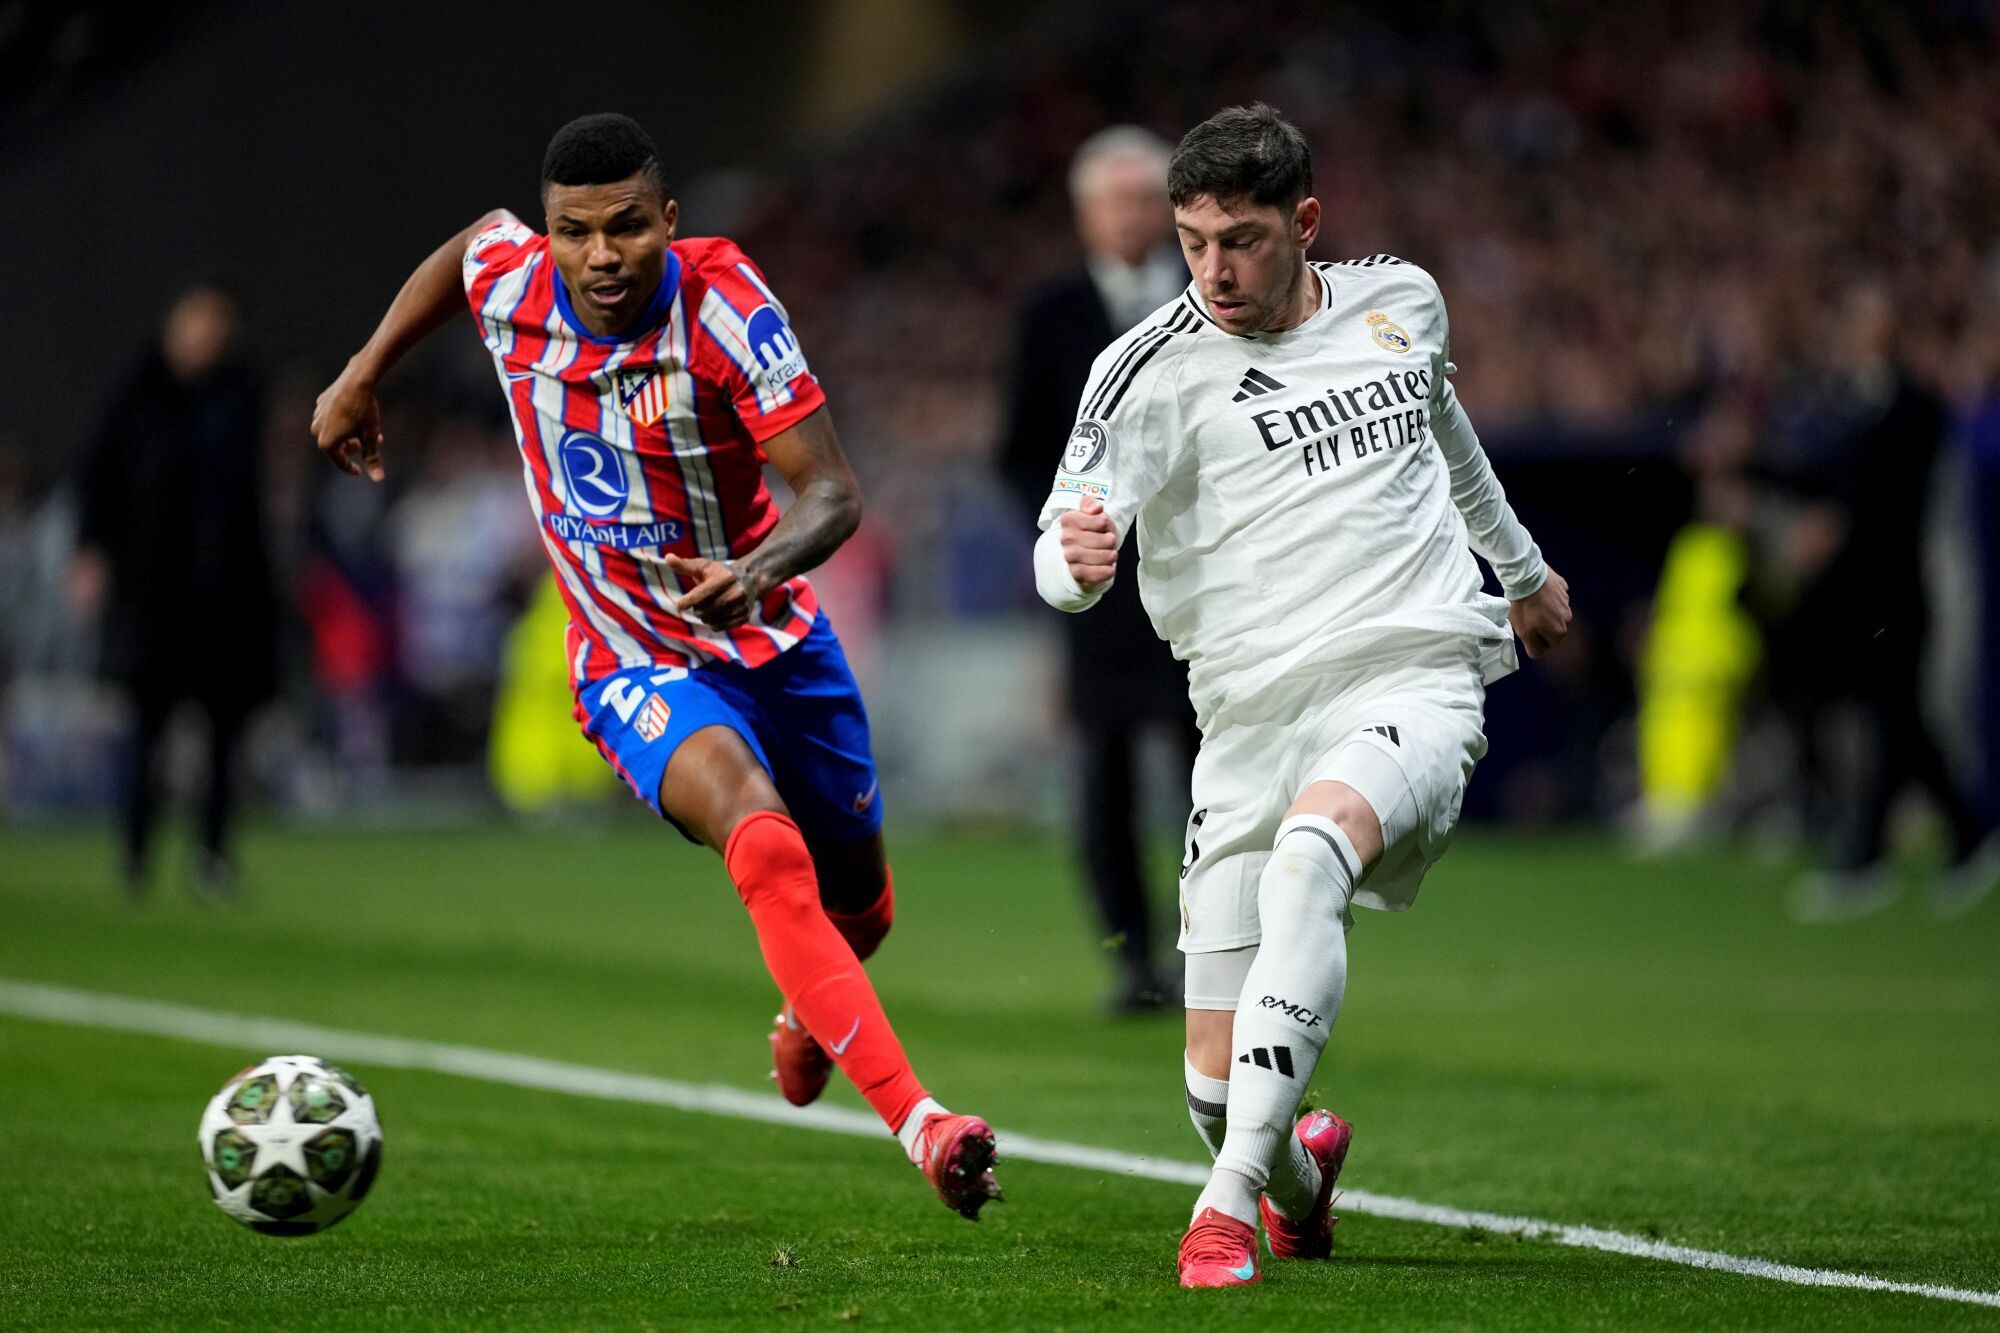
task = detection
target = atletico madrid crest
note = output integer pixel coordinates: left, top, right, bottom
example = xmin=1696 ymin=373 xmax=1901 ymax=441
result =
xmin=616 ymin=367 xmax=670 ymax=426
xmin=635 ymin=692 xmax=672 ymax=743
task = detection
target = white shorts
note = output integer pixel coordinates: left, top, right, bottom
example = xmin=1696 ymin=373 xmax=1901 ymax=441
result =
xmin=1175 ymin=638 xmax=1490 ymax=956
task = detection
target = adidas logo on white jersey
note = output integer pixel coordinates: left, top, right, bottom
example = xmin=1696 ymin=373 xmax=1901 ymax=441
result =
xmin=1230 ymin=368 xmax=1286 ymax=402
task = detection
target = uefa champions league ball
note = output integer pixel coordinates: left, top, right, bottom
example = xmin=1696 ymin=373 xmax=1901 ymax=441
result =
xmin=198 ymin=1055 xmax=382 ymax=1235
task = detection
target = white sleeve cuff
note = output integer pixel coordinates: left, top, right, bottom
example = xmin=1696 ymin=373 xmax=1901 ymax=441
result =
xmin=1500 ymin=558 xmax=1549 ymax=603
xmin=1033 ymin=522 xmax=1108 ymax=613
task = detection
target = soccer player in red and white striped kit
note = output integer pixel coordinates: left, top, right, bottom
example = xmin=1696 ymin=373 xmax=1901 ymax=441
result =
xmin=312 ymin=113 xmax=1000 ymax=1220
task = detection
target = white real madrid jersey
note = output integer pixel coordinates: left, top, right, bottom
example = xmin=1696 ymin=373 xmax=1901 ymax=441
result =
xmin=1034 ymin=256 xmax=1548 ymax=726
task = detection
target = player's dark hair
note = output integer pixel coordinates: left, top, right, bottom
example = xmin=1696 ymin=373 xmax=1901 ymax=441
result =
xmin=1168 ymin=103 xmax=1312 ymax=211
xmin=176 ymin=277 xmax=241 ymax=308
xmin=541 ymin=113 xmax=668 ymax=198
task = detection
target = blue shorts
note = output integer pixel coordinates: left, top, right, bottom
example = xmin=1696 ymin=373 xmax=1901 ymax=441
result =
xmin=575 ymin=615 xmax=884 ymax=844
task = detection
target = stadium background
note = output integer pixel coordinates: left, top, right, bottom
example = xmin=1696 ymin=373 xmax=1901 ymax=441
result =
xmin=1 ymin=0 xmax=1995 ymax=835
xmin=2 ymin=1 xmax=1998 ymax=1327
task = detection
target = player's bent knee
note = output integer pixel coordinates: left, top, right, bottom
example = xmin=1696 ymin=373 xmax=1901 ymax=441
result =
xmin=722 ymin=809 xmax=819 ymax=913
xmin=1259 ymin=864 xmax=1321 ymax=933
xmin=1286 ymin=780 xmax=1384 ymax=867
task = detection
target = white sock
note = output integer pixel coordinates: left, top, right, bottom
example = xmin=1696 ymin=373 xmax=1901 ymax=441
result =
xmin=1196 ymin=814 xmax=1355 ymax=1225
xmin=1184 ymin=1053 xmax=1229 ymax=1160
xmin=895 ymin=1096 xmax=948 ymax=1163
xmin=1192 ymin=1166 xmax=1263 ymax=1226
xmin=1265 ymin=1132 xmax=1322 ymax=1220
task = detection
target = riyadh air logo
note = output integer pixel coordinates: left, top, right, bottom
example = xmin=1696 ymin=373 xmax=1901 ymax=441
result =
xmin=745 ymin=304 xmax=808 ymax=389
xmin=557 ymin=431 xmax=629 ymax=519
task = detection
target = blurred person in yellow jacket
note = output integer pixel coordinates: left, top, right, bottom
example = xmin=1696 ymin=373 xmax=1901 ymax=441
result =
xmin=1636 ymin=397 xmax=1763 ymax=847
xmin=488 ymin=574 xmax=615 ymax=815
xmin=1636 ymin=524 xmax=1760 ymax=846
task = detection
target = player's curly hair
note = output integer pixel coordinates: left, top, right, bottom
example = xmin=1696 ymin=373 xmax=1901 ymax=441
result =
xmin=1168 ymin=102 xmax=1311 ymax=211
xmin=541 ymin=113 xmax=668 ymax=197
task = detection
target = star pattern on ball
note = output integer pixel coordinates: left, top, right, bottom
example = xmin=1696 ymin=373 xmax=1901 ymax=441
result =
xmin=199 ymin=1055 xmax=382 ymax=1235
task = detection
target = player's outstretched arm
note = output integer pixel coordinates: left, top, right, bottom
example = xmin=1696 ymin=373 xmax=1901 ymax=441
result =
xmin=664 ymin=407 xmax=859 ymax=630
xmin=312 ymin=209 xmax=518 ymax=481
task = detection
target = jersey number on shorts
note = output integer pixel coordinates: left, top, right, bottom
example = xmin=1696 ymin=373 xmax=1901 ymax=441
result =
xmin=1179 ymin=807 xmax=1208 ymax=881
xmin=603 ymin=668 xmax=692 ymax=724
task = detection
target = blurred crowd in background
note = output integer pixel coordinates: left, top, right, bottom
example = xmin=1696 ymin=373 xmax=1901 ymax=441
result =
xmin=1 ymin=1 xmax=1995 ymax=902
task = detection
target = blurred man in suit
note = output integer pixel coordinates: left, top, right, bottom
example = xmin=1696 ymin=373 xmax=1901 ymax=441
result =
xmin=1000 ymin=127 xmax=1196 ymax=1013
xmin=71 ymin=283 xmax=277 ymax=900
xmin=1787 ymin=282 xmax=1999 ymax=919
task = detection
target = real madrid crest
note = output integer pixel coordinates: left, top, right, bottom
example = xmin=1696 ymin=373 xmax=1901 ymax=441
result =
xmin=1366 ymin=311 xmax=1411 ymax=354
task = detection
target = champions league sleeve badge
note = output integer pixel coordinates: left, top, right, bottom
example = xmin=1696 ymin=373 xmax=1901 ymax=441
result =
xmin=1366 ymin=311 xmax=1411 ymax=353
xmin=1062 ymin=419 xmax=1110 ymax=473
xmin=1053 ymin=420 xmax=1112 ymax=503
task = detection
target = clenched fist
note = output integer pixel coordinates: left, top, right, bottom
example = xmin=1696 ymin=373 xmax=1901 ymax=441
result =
xmin=1509 ymin=568 xmax=1572 ymax=658
xmin=1056 ymin=498 xmax=1118 ymax=588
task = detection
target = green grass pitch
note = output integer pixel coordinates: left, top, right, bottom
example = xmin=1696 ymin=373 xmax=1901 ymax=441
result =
xmin=1 ymin=822 xmax=1996 ymax=1329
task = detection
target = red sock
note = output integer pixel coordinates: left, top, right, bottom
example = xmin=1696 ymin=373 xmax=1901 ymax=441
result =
xmin=826 ymin=868 xmax=894 ymax=962
xmin=724 ymin=812 xmax=927 ymax=1130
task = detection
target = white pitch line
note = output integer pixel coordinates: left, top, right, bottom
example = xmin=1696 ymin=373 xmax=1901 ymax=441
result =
xmin=2 ymin=978 xmax=1995 ymax=1309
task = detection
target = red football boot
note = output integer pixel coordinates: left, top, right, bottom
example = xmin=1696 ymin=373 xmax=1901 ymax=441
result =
xmin=1259 ymin=1108 xmax=1354 ymax=1260
xmin=1178 ymin=1206 xmax=1261 ymax=1287
xmin=909 ymin=1111 xmax=1003 ymax=1220
xmin=769 ymin=1008 xmax=833 ymax=1107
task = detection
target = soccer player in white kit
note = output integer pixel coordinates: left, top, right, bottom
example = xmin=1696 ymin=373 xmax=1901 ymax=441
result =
xmin=1032 ymin=104 xmax=1573 ymax=1288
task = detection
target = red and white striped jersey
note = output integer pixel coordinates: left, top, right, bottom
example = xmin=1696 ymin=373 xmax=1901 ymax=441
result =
xmin=462 ymin=220 xmax=826 ymax=683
